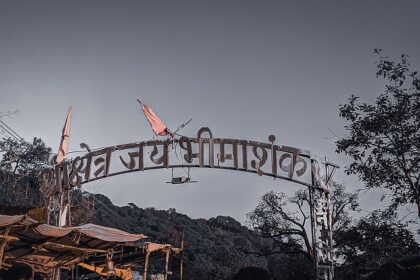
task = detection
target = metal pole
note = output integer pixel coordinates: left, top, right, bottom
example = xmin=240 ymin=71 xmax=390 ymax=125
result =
xmin=309 ymin=159 xmax=318 ymax=274
xmin=314 ymin=157 xmax=334 ymax=280
xmin=309 ymin=188 xmax=317 ymax=261
xmin=325 ymin=158 xmax=334 ymax=280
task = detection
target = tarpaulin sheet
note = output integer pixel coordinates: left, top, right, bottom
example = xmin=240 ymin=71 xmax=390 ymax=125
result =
xmin=0 ymin=214 xmax=36 ymax=227
xmin=144 ymin=242 xmax=172 ymax=253
xmin=35 ymin=223 xmax=146 ymax=242
xmin=0 ymin=215 xmax=148 ymax=273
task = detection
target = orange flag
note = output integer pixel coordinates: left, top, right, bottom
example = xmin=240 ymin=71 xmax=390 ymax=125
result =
xmin=56 ymin=107 xmax=72 ymax=164
xmin=139 ymin=101 xmax=169 ymax=136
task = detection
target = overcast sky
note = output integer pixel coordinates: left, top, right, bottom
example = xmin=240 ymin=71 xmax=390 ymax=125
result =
xmin=1 ymin=0 xmax=419 ymax=223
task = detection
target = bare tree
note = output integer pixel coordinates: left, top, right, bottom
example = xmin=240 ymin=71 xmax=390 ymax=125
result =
xmin=248 ymin=182 xmax=358 ymax=263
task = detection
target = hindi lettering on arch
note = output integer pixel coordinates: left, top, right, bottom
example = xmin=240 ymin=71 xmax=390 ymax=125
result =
xmin=216 ymin=139 xmax=239 ymax=169
xmin=69 ymin=156 xmax=90 ymax=187
xmin=249 ymin=141 xmax=268 ymax=176
xmin=197 ymin=127 xmax=214 ymax=167
xmin=117 ymin=142 xmax=145 ymax=171
xmin=68 ymin=143 xmax=93 ymax=187
xmin=178 ymin=136 xmax=194 ymax=164
xmin=42 ymin=127 xmax=325 ymax=189
xmin=148 ymin=140 xmax=169 ymax=168
xmin=278 ymin=146 xmax=308 ymax=179
xmin=91 ymin=147 xmax=114 ymax=178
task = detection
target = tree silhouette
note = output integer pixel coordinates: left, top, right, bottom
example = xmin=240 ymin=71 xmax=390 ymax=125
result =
xmin=337 ymin=51 xmax=420 ymax=216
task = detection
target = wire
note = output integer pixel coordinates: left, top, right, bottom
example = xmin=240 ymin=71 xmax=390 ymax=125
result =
xmin=173 ymin=141 xmax=190 ymax=176
xmin=65 ymin=146 xmax=108 ymax=155
xmin=83 ymin=190 xmax=122 ymax=222
xmin=173 ymin=118 xmax=192 ymax=135
xmin=0 ymin=122 xmax=21 ymax=141
xmin=0 ymin=119 xmax=24 ymax=141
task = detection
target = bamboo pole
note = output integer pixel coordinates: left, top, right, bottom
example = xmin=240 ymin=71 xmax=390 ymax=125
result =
xmin=58 ymin=192 xmax=64 ymax=226
xmin=164 ymin=249 xmax=170 ymax=280
xmin=39 ymin=242 xmax=107 ymax=254
xmin=143 ymin=251 xmax=150 ymax=280
xmin=0 ymin=228 xmax=11 ymax=269
xmin=180 ymin=233 xmax=184 ymax=280
xmin=68 ymin=189 xmax=72 ymax=226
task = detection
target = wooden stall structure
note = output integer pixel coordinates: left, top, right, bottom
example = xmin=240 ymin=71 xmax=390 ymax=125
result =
xmin=0 ymin=214 xmax=183 ymax=279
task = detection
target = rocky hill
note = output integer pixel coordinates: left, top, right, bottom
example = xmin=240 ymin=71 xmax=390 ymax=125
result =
xmin=0 ymin=178 xmax=312 ymax=280
xmin=86 ymin=193 xmax=312 ymax=280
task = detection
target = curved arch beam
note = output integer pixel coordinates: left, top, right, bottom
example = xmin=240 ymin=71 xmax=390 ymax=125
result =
xmin=40 ymin=127 xmax=338 ymax=195
xmin=83 ymin=164 xmax=314 ymax=188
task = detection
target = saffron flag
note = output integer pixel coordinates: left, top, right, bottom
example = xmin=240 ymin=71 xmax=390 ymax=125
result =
xmin=56 ymin=107 xmax=72 ymax=164
xmin=139 ymin=101 xmax=169 ymax=136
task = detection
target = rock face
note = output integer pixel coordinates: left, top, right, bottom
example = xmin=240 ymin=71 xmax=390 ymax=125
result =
xmin=88 ymin=194 xmax=313 ymax=280
xmin=0 ymin=181 xmax=313 ymax=280
xmin=90 ymin=194 xmax=270 ymax=280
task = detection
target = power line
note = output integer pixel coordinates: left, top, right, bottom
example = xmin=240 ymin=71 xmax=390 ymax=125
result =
xmin=0 ymin=119 xmax=24 ymax=140
xmin=0 ymin=119 xmax=24 ymax=141
xmin=83 ymin=191 xmax=122 ymax=222
xmin=0 ymin=123 xmax=20 ymax=141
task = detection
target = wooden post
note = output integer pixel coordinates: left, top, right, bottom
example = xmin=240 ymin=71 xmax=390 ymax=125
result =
xmin=58 ymin=192 xmax=64 ymax=226
xmin=75 ymin=265 xmax=79 ymax=280
xmin=0 ymin=228 xmax=10 ymax=269
xmin=67 ymin=189 xmax=72 ymax=226
xmin=180 ymin=233 xmax=184 ymax=280
xmin=52 ymin=267 xmax=60 ymax=280
xmin=143 ymin=251 xmax=150 ymax=280
xmin=164 ymin=248 xmax=170 ymax=280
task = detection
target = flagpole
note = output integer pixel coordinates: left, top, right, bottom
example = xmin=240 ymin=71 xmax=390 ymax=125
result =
xmin=55 ymin=106 xmax=72 ymax=227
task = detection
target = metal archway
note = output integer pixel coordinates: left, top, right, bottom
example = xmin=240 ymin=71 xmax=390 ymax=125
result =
xmin=40 ymin=127 xmax=337 ymax=280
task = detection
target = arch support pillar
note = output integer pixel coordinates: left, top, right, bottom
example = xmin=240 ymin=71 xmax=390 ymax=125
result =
xmin=310 ymin=159 xmax=336 ymax=280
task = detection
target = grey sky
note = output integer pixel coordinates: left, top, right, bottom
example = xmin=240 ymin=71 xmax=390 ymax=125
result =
xmin=1 ymin=0 xmax=419 ymax=223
